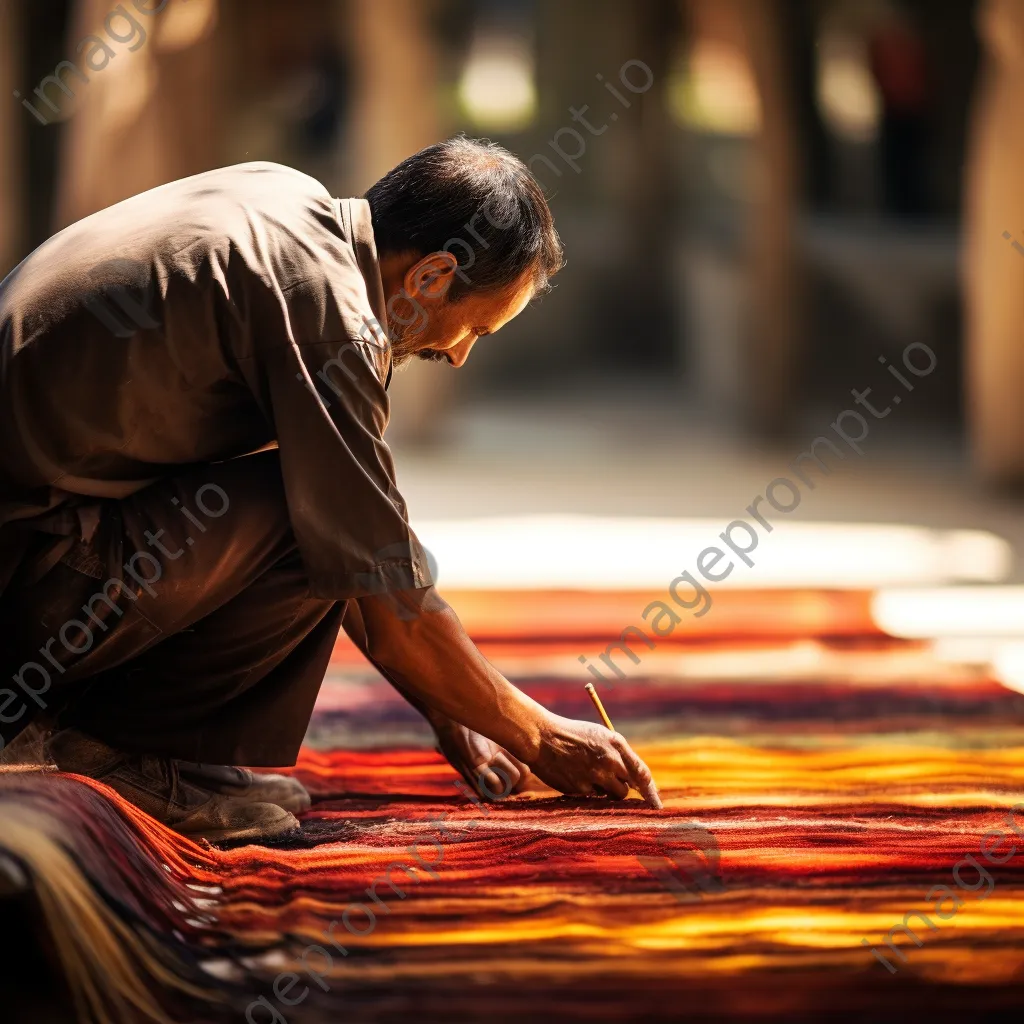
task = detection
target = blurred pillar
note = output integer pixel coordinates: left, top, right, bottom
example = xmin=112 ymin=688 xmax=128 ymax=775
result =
xmin=0 ymin=2 xmax=24 ymax=277
xmin=614 ymin=0 xmax=679 ymax=369
xmin=963 ymin=0 xmax=1024 ymax=487
xmin=737 ymin=0 xmax=802 ymax=436
xmin=342 ymin=0 xmax=450 ymax=445
xmin=344 ymin=0 xmax=443 ymax=189
xmin=54 ymin=0 xmax=223 ymax=228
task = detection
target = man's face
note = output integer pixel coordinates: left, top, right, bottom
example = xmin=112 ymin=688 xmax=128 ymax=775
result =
xmin=385 ymin=257 xmax=537 ymax=369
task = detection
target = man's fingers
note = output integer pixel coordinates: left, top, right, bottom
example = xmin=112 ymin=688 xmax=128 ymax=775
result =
xmin=455 ymin=759 xmax=483 ymax=794
xmin=591 ymin=743 xmax=632 ymax=801
xmin=597 ymin=774 xmax=630 ymax=800
xmin=612 ymin=734 xmax=662 ymax=809
xmin=507 ymin=752 xmax=532 ymax=793
xmin=474 ymin=752 xmax=519 ymax=800
xmin=474 ymin=765 xmax=506 ymax=799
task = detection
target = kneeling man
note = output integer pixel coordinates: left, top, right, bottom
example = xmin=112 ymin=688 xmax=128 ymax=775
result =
xmin=0 ymin=137 xmax=659 ymax=841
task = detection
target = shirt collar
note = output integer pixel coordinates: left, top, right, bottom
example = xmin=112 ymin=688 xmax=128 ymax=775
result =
xmin=337 ymin=197 xmax=393 ymax=389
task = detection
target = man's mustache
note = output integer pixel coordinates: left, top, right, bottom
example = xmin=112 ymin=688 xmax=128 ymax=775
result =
xmin=417 ymin=349 xmax=451 ymax=364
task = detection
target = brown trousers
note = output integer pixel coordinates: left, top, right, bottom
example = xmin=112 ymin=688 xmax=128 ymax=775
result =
xmin=0 ymin=450 xmax=344 ymax=765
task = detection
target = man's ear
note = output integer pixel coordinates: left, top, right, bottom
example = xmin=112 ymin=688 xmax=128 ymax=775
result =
xmin=405 ymin=251 xmax=458 ymax=300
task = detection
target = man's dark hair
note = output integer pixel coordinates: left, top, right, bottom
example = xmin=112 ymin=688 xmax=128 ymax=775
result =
xmin=364 ymin=136 xmax=564 ymax=300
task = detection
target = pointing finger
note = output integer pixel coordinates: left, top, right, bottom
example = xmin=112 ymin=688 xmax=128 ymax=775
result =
xmin=613 ymin=734 xmax=662 ymax=809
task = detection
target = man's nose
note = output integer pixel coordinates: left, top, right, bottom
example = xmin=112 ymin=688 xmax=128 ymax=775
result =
xmin=447 ymin=336 xmax=477 ymax=367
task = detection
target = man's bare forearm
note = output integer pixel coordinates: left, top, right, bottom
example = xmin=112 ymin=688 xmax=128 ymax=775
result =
xmin=341 ymin=600 xmax=435 ymax=721
xmin=347 ymin=587 xmax=545 ymax=761
xmin=344 ymin=588 xmax=662 ymax=808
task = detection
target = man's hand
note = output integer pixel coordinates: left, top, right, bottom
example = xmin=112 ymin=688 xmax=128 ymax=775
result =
xmin=344 ymin=591 xmax=661 ymax=808
xmin=528 ymin=712 xmax=662 ymax=808
xmin=431 ymin=715 xmax=532 ymax=799
xmin=432 ymin=710 xmax=661 ymax=809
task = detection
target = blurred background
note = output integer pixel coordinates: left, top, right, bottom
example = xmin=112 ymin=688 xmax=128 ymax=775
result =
xmin=2 ymin=0 xmax=1024 ymax=573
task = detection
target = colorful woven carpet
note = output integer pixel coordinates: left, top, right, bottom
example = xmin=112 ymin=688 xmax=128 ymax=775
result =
xmin=3 ymin=589 xmax=1024 ymax=1023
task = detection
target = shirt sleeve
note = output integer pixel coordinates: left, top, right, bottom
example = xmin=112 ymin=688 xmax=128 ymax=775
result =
xmin=240 ymin=279 xmax=433 ymax=601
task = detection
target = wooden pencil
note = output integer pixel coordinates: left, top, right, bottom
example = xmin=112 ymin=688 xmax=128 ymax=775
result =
xmin=585 ymin=682 xmax=615 ymax=731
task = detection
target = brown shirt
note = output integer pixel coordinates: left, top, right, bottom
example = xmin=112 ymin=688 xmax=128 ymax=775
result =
xmin=0 ymin=162 xmax=432 ymax=600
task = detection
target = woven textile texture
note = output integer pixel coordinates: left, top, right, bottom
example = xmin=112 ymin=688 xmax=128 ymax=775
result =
xmin=3 ymin=590 xmax=1024 ymax=1023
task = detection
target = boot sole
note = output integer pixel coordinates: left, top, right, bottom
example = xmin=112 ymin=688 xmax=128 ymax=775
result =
xmin=177 ymin=806 xmax=301 ymax=844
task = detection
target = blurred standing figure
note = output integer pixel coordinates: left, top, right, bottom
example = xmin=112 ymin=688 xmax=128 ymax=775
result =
xmin=868 ymin=3 xmax=930 ymax=219
xmin=963 ymin=0 xmax=1024 ymax=488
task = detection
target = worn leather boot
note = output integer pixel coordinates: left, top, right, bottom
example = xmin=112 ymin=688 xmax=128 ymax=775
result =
xmin=45 ymin=729 xmax=299 ymax=843
xmin=174 ymin=762 xmax=312 ymax=814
